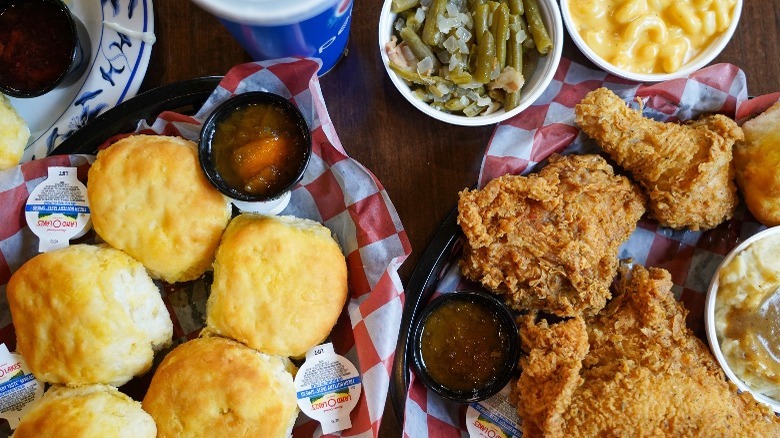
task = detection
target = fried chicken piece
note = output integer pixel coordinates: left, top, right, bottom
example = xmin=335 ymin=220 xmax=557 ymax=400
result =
xmin=514 ymin=265 xmax=780 ymax=437
xmin=457 ymin=154 xmax=645 ymax=317
xmin=575 ymin=87 xmax=744 ymax=230
xmin=515 ymin=315 xmax=589 ymax=437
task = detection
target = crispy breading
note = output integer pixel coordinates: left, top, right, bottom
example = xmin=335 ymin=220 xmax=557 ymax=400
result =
xmin=515 ymin=315 xmax=589 ymax=437
xmin=514 ymin=265 xmax=780 ymax=437
xmin=457 ymin=153 xmax=646 ymax=317
xmin=574 ymin=87 xmax=744 ymax=230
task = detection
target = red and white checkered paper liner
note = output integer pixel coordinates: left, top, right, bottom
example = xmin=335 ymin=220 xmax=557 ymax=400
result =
xmin=402 ymin=59 xmax=780 ymax=437
xmin=0 ymin=58 xmax=412 ymax=438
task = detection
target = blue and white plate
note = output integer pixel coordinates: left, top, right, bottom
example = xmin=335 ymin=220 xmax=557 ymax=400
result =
xmin=10 ymin=0 xmax=155 ymax=161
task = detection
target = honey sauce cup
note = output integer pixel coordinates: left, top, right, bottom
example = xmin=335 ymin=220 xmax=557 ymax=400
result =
xmin=0 ymin=0 xmax=92 ymax=98
xmin=198 ymin=92 xmax=312 ymax=214
xmin=412 ymin=290 xmax=519 ymax=403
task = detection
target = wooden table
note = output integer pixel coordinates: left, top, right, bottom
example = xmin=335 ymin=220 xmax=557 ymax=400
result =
xmin=144 ymin=1 xmax=780 ymax=436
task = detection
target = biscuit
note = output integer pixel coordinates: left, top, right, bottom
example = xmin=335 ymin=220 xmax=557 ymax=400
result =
xmin=735 ymin=102 xmax=780 ymax=226
xmin=206 ymin=214 xmax=348 ymax=357
xmin=142 ymin=336 xmax=298 ymax=437
xmin=13 ymin=385 xmax=156 ymax=438
xmin=7 ymin=244 xmax=173 ymax=386
xmin=87 ymin=135 xmax=232 ymax=283
xmin=0 ymin=94 xmax=29 ymax=170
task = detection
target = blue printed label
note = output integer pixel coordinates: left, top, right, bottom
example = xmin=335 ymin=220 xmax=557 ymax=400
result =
xmin=296 ymin=376 xmax=361 ymax=400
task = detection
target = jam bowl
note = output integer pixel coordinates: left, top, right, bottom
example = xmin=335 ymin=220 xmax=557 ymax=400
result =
xmin=0 ymin=0 xmax=92 ymax=98
xmin=198 ymin=92 xmax=312 ymax=211
xmin=411 ymin=290 xmax=520 ymax=403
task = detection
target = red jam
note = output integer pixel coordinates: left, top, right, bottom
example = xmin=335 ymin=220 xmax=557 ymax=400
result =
xmin=0 ymin=1 xmax=74 ymax=94
xmin=419 ymin=298 xmax=511 ymax=392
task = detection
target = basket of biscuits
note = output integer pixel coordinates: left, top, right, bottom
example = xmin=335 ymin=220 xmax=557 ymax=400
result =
xmin=0 ymin=58 xmax=410 ymax=437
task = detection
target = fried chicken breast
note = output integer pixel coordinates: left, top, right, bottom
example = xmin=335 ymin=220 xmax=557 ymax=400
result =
xmin=514 ymin=265 xmax=780 ymax=437
xmin=575 ymin=87 xmax=744 ymax=230
xmin=457 ymin=154 xmax=645 ymax=317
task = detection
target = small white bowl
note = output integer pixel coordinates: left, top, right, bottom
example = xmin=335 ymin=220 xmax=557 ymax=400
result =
xmin=378 ymin=0 xmax=563 ymax=127
xmin=704 ymin=225 xmax=780 ymax=413
xmin=560 ymin=0 xmax=743 ymax=82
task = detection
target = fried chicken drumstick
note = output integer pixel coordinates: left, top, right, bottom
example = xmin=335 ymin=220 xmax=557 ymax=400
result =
xmin=514 ymin=265 xmax=780 ymax=437
xmin=458 ymin=154 xmax=645 ymax=317
xmin=575 ymin=87 xmax=744 ymax=230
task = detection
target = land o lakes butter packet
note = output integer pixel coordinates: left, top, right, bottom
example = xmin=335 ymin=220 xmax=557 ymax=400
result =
xmin=294 ymin=343 xmax=362 ymax=434
xmin=24 ymin=166 xmax=91 ymax=252
xmin=466 ymin=383 xmax=523 ymax=438
xmin=0 ymin=344 xmax=43 ymax=429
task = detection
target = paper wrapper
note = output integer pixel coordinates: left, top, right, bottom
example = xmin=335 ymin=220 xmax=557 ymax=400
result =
xmin=402 ymin=60 xmax=780 ymax=437
xmin=0 ymin=58 xmax=411 ymax=438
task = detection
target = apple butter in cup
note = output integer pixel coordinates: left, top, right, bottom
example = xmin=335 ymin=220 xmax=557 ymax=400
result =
xmin=199 ymin=92 xmax=312 ymax=203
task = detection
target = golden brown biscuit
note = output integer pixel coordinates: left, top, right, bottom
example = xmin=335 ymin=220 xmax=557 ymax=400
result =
xmin=142 ymin=336 xmax=298 ymax=438
xmin=7 ymin=244 xmax=173 ymax=386
xmin=87 ymin=134 xmax=232 ymax=283
xmin=206 ymin=214 xmax=348 ymax=357
xmin=0 ymin=94 xmax=29 ymax=170
xmin=734 ymin=102 xmax=780 ymax=226
xmin=13 ymin=385 xmax=156 ymax=438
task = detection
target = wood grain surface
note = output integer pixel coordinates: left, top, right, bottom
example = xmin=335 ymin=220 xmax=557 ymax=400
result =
xmin=142 ymin=1 xmax=779 ymax=436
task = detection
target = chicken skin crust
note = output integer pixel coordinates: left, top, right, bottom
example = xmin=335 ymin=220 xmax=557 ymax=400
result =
xmin=458 ymin=153 xmax=645 ymax=317
xmin=575 ymin=87 xmax=744 ymax=230
xmin=513 ymin=265 xmax=780 ymax=437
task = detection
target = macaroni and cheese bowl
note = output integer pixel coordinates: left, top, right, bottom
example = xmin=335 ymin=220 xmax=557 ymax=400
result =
xmin=378 ymin=0 xmax=563 ymax=127
xmin=560 ymin=0 xmax=742 ymax=82
xmin=704 ymin=226 xmax=780 ymax=413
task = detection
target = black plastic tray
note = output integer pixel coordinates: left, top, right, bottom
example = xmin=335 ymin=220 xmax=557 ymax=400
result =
xmin=54 ymin=76 xmax=222 ymax=155
xmin=390 ymin=206 xmax=464 ymax=422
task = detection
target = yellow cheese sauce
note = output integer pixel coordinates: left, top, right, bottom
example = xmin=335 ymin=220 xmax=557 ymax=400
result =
xmin=569 ymin=0 xmax=737 ymax=74
xmin=716 ymin=233 xmax=780 ymax=399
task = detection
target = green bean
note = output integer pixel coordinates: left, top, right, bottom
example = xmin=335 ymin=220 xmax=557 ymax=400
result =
xmin=448 ymin=66 xmax=474 ymax=84
xmin=474 ymin=30 xmax=496 ymax=83
xmin=422 ymin=0 xmax=447 ymax=45
xmin=504 ymin=25 xmax=524 ymax=111
xmin=522 ymin=0 xmax=552 ymax=55
xmin=445 ymin=96 xmax=469 ymax=111
xmin=391 ymin=0 xmax=419 ymax=13
xmin=400 ymin=27 xmax=442 ymax=69
xmin=508 ymin=0 xmax=523 ymax=15
xmin=474 ymin=4 xmax=490 ymax=44
xmin=507 ymin=24 xmax=523 ymax=73
xmin=487 ymin=1 xmax=499 ymax=15
xmin=492 ymin=3 xmax=509 ymax=69
xmin=411 ymin=88 xmax=433 ymax=103
xmin=463 ymin=102 xmax=486 ymax=117
xmin=389 ymin=61 xmax=454 ymax=87
xmin=404 ymin=10 xmax=424 ymax=32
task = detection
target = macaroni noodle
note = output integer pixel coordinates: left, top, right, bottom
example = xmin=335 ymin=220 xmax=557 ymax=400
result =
xmin=569 ymin=0 xmax=736 ymax=74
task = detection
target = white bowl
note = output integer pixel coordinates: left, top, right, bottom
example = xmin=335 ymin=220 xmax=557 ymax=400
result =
xmin=560 ymin=0 xmax=743 ymax=82
xmin=704 ymin=225 xmax=780 ymax=413
xmin=378 ymin=0 xmax=563 ymax=127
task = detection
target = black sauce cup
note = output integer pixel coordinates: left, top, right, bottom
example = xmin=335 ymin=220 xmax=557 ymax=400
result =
xmin=0 ymin=0 xmax=92 ymax=98
xmin=411 ymin=290 xmax=520 ymax=403
xmin=198 ymin=92 xmax=312 ymax=204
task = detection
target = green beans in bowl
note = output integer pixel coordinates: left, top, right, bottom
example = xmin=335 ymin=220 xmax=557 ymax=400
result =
xmin=379 ymin=0 xmax=562 ymax=126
